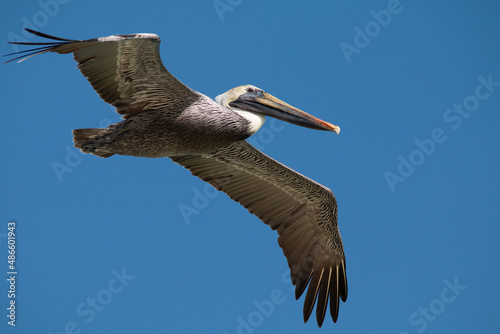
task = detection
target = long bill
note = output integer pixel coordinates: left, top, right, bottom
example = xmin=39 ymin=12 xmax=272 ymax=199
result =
xmin=229 ymin=90 xmax=340 ymax=134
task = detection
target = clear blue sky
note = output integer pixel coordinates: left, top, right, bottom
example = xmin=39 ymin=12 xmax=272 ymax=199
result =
xmin=1 ymin=1 xmax=499 ymax=333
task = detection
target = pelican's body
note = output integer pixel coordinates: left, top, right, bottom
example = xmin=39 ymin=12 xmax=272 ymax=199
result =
xmin=5 ymin=29 xmax=347 ymax=327
xmin=75 ymin=93 xmax=253 ymax=158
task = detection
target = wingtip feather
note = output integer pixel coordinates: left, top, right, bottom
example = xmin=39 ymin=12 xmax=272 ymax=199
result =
xmin=302 ymin=269 xmax=324 ymax=323
xmin=315 ymin=267 xmax=332 ymax=327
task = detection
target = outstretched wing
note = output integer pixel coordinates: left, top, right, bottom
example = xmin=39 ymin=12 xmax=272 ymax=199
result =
xmin=4 ymin=29 xmax=199 ymax=118
xmin=172 ymin=140 xmax=347 ymax=327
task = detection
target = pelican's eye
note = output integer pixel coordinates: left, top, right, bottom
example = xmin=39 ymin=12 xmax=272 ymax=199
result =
xmin=247 ymin=87 xmax=255 ymax=93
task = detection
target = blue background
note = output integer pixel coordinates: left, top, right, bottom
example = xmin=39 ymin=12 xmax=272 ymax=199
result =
xmin=1 ymin=1 xmax=499 ymax=333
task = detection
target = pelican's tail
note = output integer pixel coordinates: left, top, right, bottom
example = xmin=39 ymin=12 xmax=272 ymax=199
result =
xmin=73 ymin=128 xmax=115 ymax=158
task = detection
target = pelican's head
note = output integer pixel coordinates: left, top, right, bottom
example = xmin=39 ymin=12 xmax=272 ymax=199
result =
xmin=215 ymin=85 xmax=340 ymax=136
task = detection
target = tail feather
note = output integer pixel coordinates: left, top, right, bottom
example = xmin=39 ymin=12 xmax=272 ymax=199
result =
xmin=73 ymin=128 xmax=114 ymax=158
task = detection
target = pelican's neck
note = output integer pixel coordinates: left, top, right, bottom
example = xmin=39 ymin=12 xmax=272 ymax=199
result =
xmin=233 ymin=108 xmax=266 ymax=135
xmin=215 ymin=92 xmax=266 ymax=136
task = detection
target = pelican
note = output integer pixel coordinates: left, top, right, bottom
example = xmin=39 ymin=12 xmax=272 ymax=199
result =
xmin=5 ymin=29 xmax=347 ymax=327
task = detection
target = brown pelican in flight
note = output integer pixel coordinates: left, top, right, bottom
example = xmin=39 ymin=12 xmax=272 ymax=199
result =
xmin=5 ymin=29 xmax=347 ymax=327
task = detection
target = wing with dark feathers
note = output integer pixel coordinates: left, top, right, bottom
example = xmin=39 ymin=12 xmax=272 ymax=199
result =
xmin=171 ymin=140 xmax=347 ymax=327
xmin=4 ymin=29 xmax=199 ymax=118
